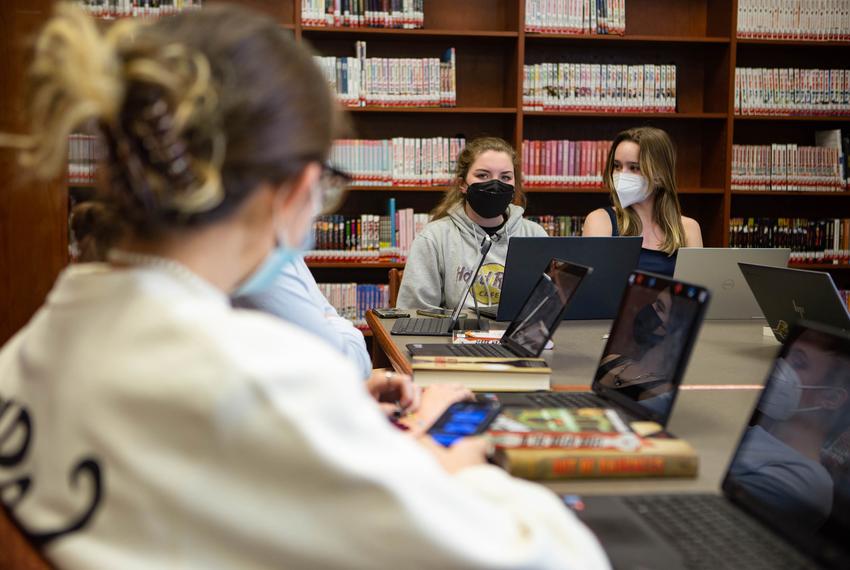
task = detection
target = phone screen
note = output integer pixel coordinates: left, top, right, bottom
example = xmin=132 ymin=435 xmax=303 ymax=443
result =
xmin=427 ymin=401 xmax=502 ymax=447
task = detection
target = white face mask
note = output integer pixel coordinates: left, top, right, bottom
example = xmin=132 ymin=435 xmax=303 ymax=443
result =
xmin=758 ymin=357 xmax=839 ymax=420
xmin=613 ymin=172 xmax=652 ymax=208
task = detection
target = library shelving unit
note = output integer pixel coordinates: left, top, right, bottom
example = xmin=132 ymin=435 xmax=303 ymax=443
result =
xmin=64 ymin=0 xmax=850 ymax=298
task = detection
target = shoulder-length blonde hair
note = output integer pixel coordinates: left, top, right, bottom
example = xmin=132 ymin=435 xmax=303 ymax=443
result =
xmin=431 ymin=136 xmax=526 ymax=220
xmin=603 ymin=127 xmax=685 ymax=255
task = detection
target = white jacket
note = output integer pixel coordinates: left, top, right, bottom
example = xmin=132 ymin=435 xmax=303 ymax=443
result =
xmin=0 ymin=262 xmax=609 ymax=569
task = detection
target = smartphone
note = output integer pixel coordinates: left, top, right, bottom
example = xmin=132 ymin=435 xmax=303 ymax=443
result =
xmin=416 ymin=308 xmax=455 ymax=318
xmin=427 ymin=401 xmax=502 ymax=447
xmin=372 ymin=307 xmax=411 ymax=319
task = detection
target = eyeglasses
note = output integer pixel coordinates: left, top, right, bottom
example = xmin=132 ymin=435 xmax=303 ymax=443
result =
xmin=317 ymin=162 xmax=352 ymax=214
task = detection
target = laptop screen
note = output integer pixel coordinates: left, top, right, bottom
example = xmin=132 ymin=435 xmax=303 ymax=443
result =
xmin=591 ymin=272 xmax=710 ymax=425
xmin=501 ymin=259 xmax=591 ymax=358
xmin=722 ymin=324 xmax=850 ymax=567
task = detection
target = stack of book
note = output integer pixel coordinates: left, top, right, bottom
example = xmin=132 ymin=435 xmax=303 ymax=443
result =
xmin=735 ymin=68 xmax=850 ymax=116
xmin=522 ymin=139 xmax=612 ymax=188
xmin=731 ymin=144 xmax=846 ymax=192
xmin=488 ymin=407 xmax=698 ymax=480
xmin=301 ymin=0 xmax=424 ymax=28
xmin=68 ymin=134 xmax=98 ymax=185
xmin=737 ymin=0 xmax=850 ymax=41
xmin=523 ymin=63 xmax=677 ymax=113
xmin=410 ymin=356 xmax=552 ymax=391
xmin=305 ymin=201 xmax=430 ymax=263
xmin=74 ymin=0 xmax=203 ymax=19
xmin=330 ymin=137 xmax=465 ymax=187
xmin=525 ymin=215 xmax=586 ymax=237
xmin=316 ymin=282 xmax=388 ymax=329
xmin=729 ymin=217 xmax=850 ymax=263
xmin=315 ymin=42 xmax=456 ymax=108
xmin=525 ymin=0 xmax=625 ymax=35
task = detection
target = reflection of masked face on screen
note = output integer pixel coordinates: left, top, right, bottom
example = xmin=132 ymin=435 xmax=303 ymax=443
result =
xmin=594 ymin=281 xmax=700 ymax=420
xmin=502 ymin=260 xmax=583 ymax=356
xmin=728 ymin=330 xmax=850 ymax=536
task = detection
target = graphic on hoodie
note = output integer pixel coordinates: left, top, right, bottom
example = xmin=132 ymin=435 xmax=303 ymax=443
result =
xmin=455 ymin=262 xmax=504 ymax=306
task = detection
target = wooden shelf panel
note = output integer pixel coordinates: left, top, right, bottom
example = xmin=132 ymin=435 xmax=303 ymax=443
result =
xmin=526 ymin=33 xmax=730 ymax=44
xmin=525 ymin=187 xmax=724 ymax=194
xmin=734 ymin=115 xmax=850 ymax=123
xmin=737 ymin=38 xmax=850 ymax=48
xmin=732 ymin=191 xmax=850 ymax=197
xmin=346 ymin=185 xmax=448 ymax=192
xmin=789 ymin=263 xmax=850 ymax=270
xmin=303 ymin=27 xmax=518 ymax=38
xmin=524 ymin=111 xmax=728 ymax=119
xmin=306 ymin=261 xmax=406 ymax=269
xmin=345 ymin=106 xmax=516 ymax=114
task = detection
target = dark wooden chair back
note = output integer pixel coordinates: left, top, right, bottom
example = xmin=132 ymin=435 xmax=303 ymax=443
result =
xmin=388 ymin=268 xmax=404 ymax=308
xmin=0 ymin=506 xmax=52 ymax=570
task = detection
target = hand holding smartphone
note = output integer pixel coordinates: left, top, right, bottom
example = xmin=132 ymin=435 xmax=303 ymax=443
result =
xmin=427 ymin=401 xmax=502 ymax=447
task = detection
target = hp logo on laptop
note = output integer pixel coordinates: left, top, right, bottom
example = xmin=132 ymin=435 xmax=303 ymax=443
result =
xmin=792 ymin=300 xmax=806 ymax=319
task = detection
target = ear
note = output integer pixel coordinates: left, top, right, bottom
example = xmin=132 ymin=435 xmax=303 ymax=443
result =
xmin=458 ymin=177 xmax=468 ymax=193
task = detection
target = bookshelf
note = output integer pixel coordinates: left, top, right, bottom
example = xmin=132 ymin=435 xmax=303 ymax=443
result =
xmin=55 ymin=0 xmax=850 ymax=319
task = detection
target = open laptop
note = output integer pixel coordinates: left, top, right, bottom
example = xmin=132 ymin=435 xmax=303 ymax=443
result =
xmin=480 ymin=237 xmax=642 ymax=321
xmin=739 ymin=263 xmax=850 ymax=343
xmin=483 ymin=271 xmax=710 ymax=428
xmin=391 ymin=235 xmax=492 ymax=336
xmin=569 ymin=321 xmax=850 ymax=569
xmin=674 ymin=248 xmax=790 ymax=319
xmin=407 ymin=259 xmax=592 ymax=358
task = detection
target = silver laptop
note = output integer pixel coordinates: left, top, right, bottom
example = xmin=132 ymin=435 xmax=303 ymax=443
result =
xmin=674 ymin=248 xmax=790 ymax=319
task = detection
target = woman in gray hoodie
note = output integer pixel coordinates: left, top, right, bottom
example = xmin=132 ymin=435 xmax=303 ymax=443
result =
xmin=397 ymin=137 xmax=548 ymax=311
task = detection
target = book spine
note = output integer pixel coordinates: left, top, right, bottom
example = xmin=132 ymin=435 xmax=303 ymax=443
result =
xmin=503 ymin=449 xmax=698 ymax=479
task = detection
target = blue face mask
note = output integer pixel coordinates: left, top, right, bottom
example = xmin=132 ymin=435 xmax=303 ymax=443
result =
xmin=232 ymin=205 xmax=318 ymax=298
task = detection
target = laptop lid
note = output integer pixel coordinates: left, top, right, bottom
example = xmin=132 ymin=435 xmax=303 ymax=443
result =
xmin=674 ymin=248 xmax=790 ymax=320
xmin=721 ymin=322 xmax=850 ymax=568
xmin=591 ymin=271 xmax=711 ymax=426
xmin=500 ymin=258 xmax=592 ymax=358
xmin=448 ymin=235 xmax=493 ymax=327
xmin=739 ymin=263 xmax=850 ymax=343
xmin=498 ymin=237 xmax=642 ymax=321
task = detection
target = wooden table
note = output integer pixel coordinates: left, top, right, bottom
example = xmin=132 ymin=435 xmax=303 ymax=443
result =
xmin=366 ymin=312 xmax=781 ymax=494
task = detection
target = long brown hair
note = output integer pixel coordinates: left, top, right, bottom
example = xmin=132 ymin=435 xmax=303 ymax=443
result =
xmin=431 ymin=136 xmax=526 ymax=220
xmin=4 ymin=2 xmax=342 ymax=238
xmin=603 ymin=127 xmax=685 ymax=255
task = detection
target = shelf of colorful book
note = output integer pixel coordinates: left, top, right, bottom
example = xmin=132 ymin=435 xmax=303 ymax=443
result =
xmin=346 ymin=106 xmax=516 ymax=114
xmin=306 ymin=261 xmax=405 ymax=269
xmin=732 ymin=191 xmax=850 ymax=197
xmin=734 ymin=115 xmax=850 ymax=123
xmin=302 ymin=27 xmax=519 ymax=39
xmin=346 ymin=185 xmax=449 ymax=192
xmin=736 ymin=39 xmax=850 ymax=48
xmin=525 ymin=33 xmax=730 ymax=44
xmin=523 ymin=111 xmax=728 ymax=120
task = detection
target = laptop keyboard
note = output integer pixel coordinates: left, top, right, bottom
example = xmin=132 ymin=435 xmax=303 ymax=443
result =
xmin=524 ymin=392 xmax=605 ymax=407
xmin=623 ymin=494 xmax=818 ymax=570
xmin=447 ymin=344 xmax=515 ymax=358
xmin=391 ymin=318 xmax=452 ymax=335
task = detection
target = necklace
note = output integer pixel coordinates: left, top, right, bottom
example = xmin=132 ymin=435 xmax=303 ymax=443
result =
xmin=107 ymin=249 xmax=214 ymax=293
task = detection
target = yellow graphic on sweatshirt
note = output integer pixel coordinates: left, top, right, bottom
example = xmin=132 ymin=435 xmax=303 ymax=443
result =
xmin=471 ymin=263 xmax=504 ymax=305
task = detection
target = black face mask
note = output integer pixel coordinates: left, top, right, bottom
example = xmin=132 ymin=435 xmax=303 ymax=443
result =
xmin=633 ymin=303 xmax=666 ymax=348
xmin=465 ymin=179 xmax=515 ymax=219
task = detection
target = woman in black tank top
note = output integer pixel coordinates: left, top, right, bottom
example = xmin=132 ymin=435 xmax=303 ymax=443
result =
xmin=581 ymin=127 xmax=703 ymax=276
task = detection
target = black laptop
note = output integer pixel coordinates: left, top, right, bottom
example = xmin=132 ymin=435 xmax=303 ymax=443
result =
xmin=407 ymin=258 xmax=592 ymax=358
xmin=480 ymin=236 xmax=642 ymax=321
xmin=486 ymin=271 xmax=710 ymax=428
xmin=569 ymin=322 xmax=850 ymax=569
xmin=739 ymin=263 xmax=850 ymax=343
xmin=391 ymin=235 xmax=492 ymax=336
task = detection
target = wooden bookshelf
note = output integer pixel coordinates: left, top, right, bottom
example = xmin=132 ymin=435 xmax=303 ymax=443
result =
xmin=16 ymin=0 xmax=850 ymax=344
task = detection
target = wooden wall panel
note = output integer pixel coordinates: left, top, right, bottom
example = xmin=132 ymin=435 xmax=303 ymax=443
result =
xmin=0 ymin=0 xmax=67 ymax=345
